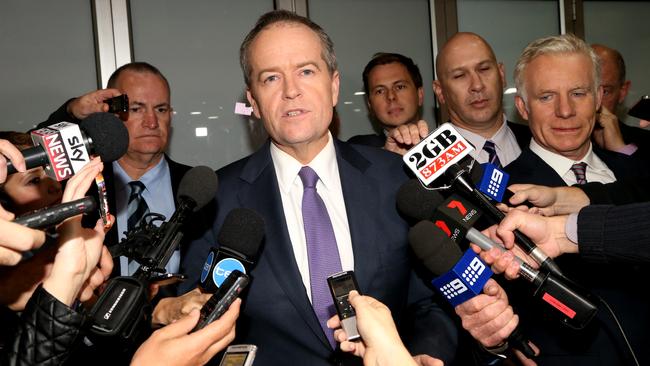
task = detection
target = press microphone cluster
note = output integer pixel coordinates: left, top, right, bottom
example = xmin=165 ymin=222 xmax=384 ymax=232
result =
xmin=7 ymin=112 xmax=129 ymax=180
xmin=87 ymin=166 xmax=218 ymax=348
xmin=408 ymin=220 xmax=535 ymax=358
xmin=399 ymin=180 xmax=598 ymax=329
xmin=401 ymin=123 xmax=563 ymax=277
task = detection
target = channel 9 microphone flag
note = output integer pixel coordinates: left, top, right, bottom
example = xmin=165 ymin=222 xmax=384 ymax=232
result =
xmin=402 ymin=123 xmax=474 ymax=185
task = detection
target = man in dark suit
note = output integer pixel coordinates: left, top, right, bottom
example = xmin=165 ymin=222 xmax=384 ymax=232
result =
xmin=466 ymin=34 xmax=649 ymax=366
xmin=174 ymin=10 xmax=458 ymax=366
xmin=348 ymin=53 xmax=425 ymax=149
xmin=591 ymin=44 xmax=650 ymax=163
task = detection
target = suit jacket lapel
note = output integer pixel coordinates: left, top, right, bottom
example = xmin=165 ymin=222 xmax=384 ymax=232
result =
xmin=236 ymin=142 xmax=329 ymax=348
xmin=334 ymin=141 xmax=381 ymax=292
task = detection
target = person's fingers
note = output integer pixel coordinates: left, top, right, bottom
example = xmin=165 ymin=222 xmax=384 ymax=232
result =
xmin=0 ymin=221 xmax=47 ymax=253
xmin=0 ymin=139 xmax=26 ymax=174
xmin=416 ymin=119 xmax=429 ymax=138
xmin=61 ymin=158 xmax=103 ymax=202
xmin=327 ymin=314 xmax=341 ymax=329
xmin=0 ymin=247 xmax=23 ymax=266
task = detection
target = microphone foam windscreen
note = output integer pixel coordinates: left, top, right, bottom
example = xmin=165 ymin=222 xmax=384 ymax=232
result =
xmin=397 ymin=179 xmax=445 ymax=221
xmin=218 ymin=208 xmax=265 ymax=259
xmin=469 ymin=162 xmax=484 ymax=185
xmin=80 ymin=112 xmax=129 ymax=162
xmin=177 ymin=166 xmax=219 ymax=210
xmin=409 ymin=220 xmax=463 ymax=275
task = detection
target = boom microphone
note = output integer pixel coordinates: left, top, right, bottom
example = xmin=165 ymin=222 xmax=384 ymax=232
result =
xmin=199 ymin=208 xmax=265 ymax=293
xmin=14 ymin=196 xmax=96 ymax=229
xmin=7 ymin=113 xmax=129 ymax=180
xmin=88 ymin=166 xmax=218 ymax=346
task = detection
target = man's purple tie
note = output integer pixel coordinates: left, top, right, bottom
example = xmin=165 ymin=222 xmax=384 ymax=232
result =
xmin=299 ymin=166 xmax=342 ymax=349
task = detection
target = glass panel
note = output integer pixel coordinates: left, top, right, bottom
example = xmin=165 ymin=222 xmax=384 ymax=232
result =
xmin=0 ymin=1 xmax=97 ymax=131
xmin=309 ymin=0 xmax=437 ymax=137
xmin=584 ymin=1 xmax=650 ymax=128
xmin=130 ymin=1 xmax=274 ymax=170
xmin=457 ymin=0 xmax=559 ymax=124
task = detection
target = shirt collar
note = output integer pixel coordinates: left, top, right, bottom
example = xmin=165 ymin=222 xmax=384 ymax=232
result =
xmin=451 ymin=113 xmax=508 ymax=151
xmin=113 ymin=156 xmax=169 ymax=194
xmin=529 ymin=139 xmax=600 ymax=175
xmin=271 ymin=132 xmax=338 ymax=194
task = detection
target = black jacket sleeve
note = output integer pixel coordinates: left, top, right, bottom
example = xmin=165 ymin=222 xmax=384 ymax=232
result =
xmin=34 ymin=99 xmax=79 ymax=131
xmin=578 ymin=202 xmax=650 ymax=264
xmin=6 ymin=285 xmax=84 ymax=366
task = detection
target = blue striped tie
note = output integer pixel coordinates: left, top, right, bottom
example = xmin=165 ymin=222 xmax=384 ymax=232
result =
xmin=483 ymin=140 xmax=502 ymax=168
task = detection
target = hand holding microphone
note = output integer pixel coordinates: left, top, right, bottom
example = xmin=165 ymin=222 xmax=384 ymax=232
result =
xmin=65 ymin=88 xmax=123 ymax=120
xmin=0 ymin=139 xmax=26 ymax=183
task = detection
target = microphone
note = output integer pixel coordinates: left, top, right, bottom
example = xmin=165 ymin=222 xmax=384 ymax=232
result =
xmin=408 ymin=220 xmax=536 ymax=358
xmin=399 ymin=137 xmax=563 ymax=277
xmin=14 ymin=196 xmax=96 ymax=229
xmin=88 ymin=166 xmax=218 ymax=346
xmin=199 ymin=208 xmax=265 ymax=293
xmin=411 ymin=218 xmax=598 ymax=329
xmin=7 ymin=112 xmax=129 ymax=180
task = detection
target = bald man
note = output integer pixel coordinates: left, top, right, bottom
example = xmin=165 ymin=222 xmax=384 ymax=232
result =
xmin=433 ymin=32 xmax=531 ymax=167
xmin=591 ymin=44 xmax=650 ymax=162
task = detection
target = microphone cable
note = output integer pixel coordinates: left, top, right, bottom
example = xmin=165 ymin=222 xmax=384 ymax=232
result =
xmin=595 ymin=295 xmax=640 ymax=366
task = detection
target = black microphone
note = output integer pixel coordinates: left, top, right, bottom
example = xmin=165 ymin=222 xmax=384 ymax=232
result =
xmin=408 ymin=220 xmax=536 ymax=358
xmin=199 ymin=208 xmax=265 ymax=293
xmin=444 ymin=163 xmax=563 ymax=276
xmin=7 ymin=112 xmax=129 ymax=179
xmin=432 ymin=197 xmax=598 ymax=329
xmin=14 ymin=196 xmax=96 ymax=229
xmin=398 ymin=173 xmax=563 ymax=277
xmin=88 ymin=166 xmax=218 ymax=346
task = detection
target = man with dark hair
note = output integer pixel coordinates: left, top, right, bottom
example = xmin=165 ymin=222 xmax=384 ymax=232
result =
xmin=176 ymin=10 xmax=458 ymax=366
xmin=348 ymin=52 xmax=425 ymax=148
xmin=590 ymin=44 xmax=650 ymax=161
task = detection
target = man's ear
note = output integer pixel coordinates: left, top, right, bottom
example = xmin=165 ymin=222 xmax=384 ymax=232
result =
xmin=246 ymin=89 xmax=262 ymax=119
xmin=515 ymin=95 xmax=530 ymax=121
xmin=331 ymin=71 xmax=340 ymax=107
xmin=417 ymin=86 xmax=424 ymax=107
xmin=619 ymin=80 xmax=631 ymax=103
xmin=433 ymin=80 xmax=445 ymax=105
xmin=498 ymin=62 xmax=506 ymax=89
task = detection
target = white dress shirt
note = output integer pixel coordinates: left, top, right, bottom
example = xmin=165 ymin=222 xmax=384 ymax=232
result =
xmin=270 ymin=132 xmax=354 ymax=301
xmin=529 ymin=139 xmax=617 ymax=185
xmin=452 ymin=115 xmax=522 ymax=166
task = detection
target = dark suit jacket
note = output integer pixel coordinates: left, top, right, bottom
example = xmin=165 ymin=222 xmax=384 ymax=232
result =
xmin=347 ymin=133 xmax=386 ymax=148
xmin=507 ymin=121 xmax=532 ymax=148
xmin=503 ymin=145 xmax=650 ymax=366
xmin=181 ymin=139 xmax=458 ymax=366
xmin=505 ymin=145 xmax=648 ymax=187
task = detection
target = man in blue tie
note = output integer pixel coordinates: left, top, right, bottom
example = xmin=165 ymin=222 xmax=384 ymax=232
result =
xmin=172 ymin=10 xmax=458 ymax=366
